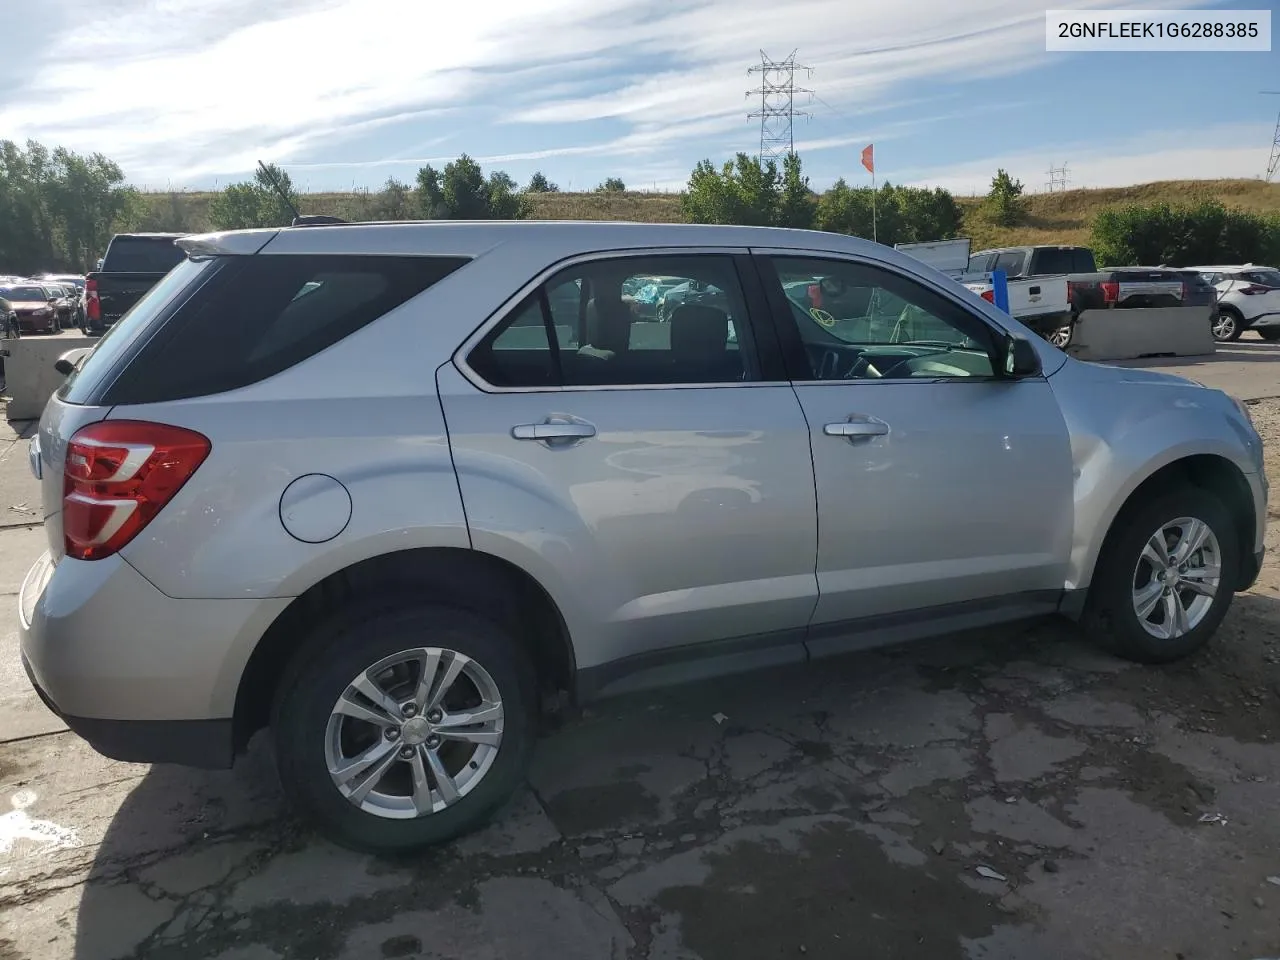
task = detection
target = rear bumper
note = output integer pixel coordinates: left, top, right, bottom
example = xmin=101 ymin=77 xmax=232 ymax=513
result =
xmin=18 ymin=548 xmax=289 ymax=769
xmin=22 ymin=653 xmax=233 ymax=768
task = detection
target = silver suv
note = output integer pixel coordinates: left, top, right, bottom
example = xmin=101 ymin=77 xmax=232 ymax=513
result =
xmin=19 ymin=222 xmax=1268 ymax=853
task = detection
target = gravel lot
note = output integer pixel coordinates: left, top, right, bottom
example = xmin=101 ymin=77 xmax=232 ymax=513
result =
xmin=1 ymin=387 xmax=1279 ymax=960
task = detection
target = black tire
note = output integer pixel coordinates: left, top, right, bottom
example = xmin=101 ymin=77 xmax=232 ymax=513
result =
xmin=1256 ymin=328 xmax=1280 ymax=342
xmin=272 ymin=598 xmax=537 ymax=855
xmin=1084 ymin=487 xmax=1239 ymax=664
xmin=1212 ymin=308 xmax=1243 ymax=342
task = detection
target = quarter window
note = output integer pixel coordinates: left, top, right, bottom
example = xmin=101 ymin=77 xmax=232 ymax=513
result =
xmin=766 ymin=256 xmax=997 ymax=381
xmin=466 ymin=256 xmax=757 ymax=388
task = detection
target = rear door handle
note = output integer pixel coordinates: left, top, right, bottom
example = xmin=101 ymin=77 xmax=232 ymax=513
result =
xmin=512 ymin=419 xmax=597 ymax=443
xmin=824 ymin=419 xmax=889 ymax=439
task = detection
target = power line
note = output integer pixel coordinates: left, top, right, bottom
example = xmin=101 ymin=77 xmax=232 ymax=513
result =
xmin=746 ymin=50 xmax=813 ymax=162
xmin=1045 ymin=162 xmax=1070 ymax=192
xmin=1264 ymin=92 xmax=1280 ymax=182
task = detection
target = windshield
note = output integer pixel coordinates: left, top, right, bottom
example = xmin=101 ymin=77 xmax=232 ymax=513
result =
xmin=103 ymin=237 xmax=187 ymax=273
xmin=60 ymin=256 xmax=215 ymax=402
xmin=3 ymin=286 xmax=50 ymax=301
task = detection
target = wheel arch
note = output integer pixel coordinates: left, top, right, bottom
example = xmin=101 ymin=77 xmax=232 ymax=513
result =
xmin=231 ymin=547 xmax=576 ymax=754
xmin=1077 ymin=452 xmax=1256 ymax=609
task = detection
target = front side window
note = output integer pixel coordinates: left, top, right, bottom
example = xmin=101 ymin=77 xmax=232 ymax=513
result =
xmin=467 ymin=255 xmax=756 ymax=388
xmin=765 ymin=256 xmax=997 ymax=381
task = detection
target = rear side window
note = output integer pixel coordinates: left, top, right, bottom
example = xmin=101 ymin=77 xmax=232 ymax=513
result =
xmin=103 ymin=237 xmax=188 ymax=273
xmin=105 ymin=254 xmax=467 ymax=404
xmin=993 ymin=251 xmax=1025 ymax=277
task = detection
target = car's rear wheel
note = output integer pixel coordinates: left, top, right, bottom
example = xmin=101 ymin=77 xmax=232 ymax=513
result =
xmin=1046 ymin=318 xmax=1073 ymax=349
xmin=272 ymin=599 xmax=536 ymax=854
xmin=1085 ymin=487 xmax=1238 ymax=664
xmin=1211 ymin=309 xmax=1243 ymax=342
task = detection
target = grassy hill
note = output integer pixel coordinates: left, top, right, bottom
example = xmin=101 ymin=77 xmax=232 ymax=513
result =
xmin=137 ymin=178 xmax=1280 ymax=251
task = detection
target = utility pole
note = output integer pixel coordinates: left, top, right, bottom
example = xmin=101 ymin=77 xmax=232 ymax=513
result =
xmin=746 ymin=50 xmax=812 ymax=162
xmin=1045 ymin=162 xmax=1070 ymax=192
xmin=1264 ymin=92 xmax=1280 ymax=182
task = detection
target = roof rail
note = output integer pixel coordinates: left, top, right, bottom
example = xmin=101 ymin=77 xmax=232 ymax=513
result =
xmin=292 ymin=215 xmax=347 ymax=227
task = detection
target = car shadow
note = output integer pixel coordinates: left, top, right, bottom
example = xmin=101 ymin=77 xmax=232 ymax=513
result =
xmin=67 ymin=592 xmax=1280 ymax=958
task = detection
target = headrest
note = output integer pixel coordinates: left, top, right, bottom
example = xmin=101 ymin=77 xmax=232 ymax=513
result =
xmin=670 ymin=304 xmax=728 ymax=358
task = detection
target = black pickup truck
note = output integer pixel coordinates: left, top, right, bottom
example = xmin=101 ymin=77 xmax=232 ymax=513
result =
xmin=83 ymin=233 xmax=187 ymax=334
xmin=967 ymin=245 xmax=1218 ymax=347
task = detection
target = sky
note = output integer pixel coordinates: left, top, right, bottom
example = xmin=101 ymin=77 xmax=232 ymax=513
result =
xmin=1 ymin=0 xmax=1276 ymax=195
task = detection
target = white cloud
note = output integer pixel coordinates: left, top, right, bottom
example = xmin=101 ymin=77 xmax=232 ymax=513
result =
xmin=0 ymin=0 xmax=1233 ymax=187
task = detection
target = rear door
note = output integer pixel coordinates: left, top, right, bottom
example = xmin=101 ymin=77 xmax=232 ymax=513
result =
xmin=751 ymin=249 xmax=1074 ymax=646
xmin=438 ymin=250 xmax=819 ymax=677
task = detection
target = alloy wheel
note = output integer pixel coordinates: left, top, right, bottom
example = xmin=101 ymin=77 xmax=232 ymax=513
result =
xmin=1211 ymin=314 xmax=1236 ymax=341
xmin=324 ymin=647 xmax=504 ymax=819
xmin=1131 ymin=517 xmax=1221 ymax=640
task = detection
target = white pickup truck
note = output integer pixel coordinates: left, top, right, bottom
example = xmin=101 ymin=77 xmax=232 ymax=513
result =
xmin=895 ymin=239 xmax=1073 ymax=346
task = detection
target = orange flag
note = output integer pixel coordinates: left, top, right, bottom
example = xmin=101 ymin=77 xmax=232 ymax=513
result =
xmin=861 ymin=144 xmax=874 ymax=175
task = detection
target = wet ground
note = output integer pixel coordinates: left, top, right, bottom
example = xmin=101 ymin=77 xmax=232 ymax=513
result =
xmin=2 ymin=380 xmax=1280 ymax=960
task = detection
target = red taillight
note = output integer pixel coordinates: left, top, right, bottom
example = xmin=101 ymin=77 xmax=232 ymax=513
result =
xmin=1240 ymin=284 xmax=1272 ymax=296
xmin=63 ymin=421 xmax=210 ymax=561
xmin=1100 ymin=281 xmax=1119 ymax=304
xmin=980 ymin=289 xmax=995 ymax=303
xmin=807 ymin=283 xmax=822 ymax=309
xmin=85 ymin=277 xmax=100 ymax=322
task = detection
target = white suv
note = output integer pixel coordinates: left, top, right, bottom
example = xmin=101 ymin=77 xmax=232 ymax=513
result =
xmin=1193 ymin=265 xmax=1280 ymax=342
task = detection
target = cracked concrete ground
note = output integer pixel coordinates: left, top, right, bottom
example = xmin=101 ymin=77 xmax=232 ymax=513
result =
xmin=3 ymin=381 xmax=1280 ymax=960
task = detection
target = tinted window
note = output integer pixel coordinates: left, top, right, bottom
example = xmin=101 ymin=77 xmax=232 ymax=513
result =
xmin=967 ymin=253 xmax=995 ymax=274
xmin=103 ymin=237 xmax=188 ymax=273
xmin=766 ymin=256 xmax=996 ymax=380
xmin=1026 ymin=248 xmax=1078 ymax=276
xmin=1244 ymin=270 xmax=1280 ymax=287
xmin=467 ymin=255 xmax=756 ymax=388
xmin=104 ymin=254 xmax=467 ymax=404
xmin=993 ymin=251 xmax=1026 ymax=277
xmin=1073 ymin=249 xmax=1096 ymax=272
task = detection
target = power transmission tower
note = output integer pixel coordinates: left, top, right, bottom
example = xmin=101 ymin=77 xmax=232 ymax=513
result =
xmin=746 ymin=50 xmax=812 ymax=162
xmin=1045 ymin=162 xmax=1070 ymax=192
xmin=1264 ymin=92 xmax=1280 ymax=182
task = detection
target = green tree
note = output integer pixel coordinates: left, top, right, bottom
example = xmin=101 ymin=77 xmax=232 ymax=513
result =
xmin=1091 ymin=200 xmax=1280 ymax=267
xmin=526 ymin=171 xmax=559 ymax=193
xmin=814 ymin=178 xmax=961 ymax=245
xmin=0 ymin=139 xmax=138 ymax=272
xmin=414 ymin=154 xmax=530 ymax=220
xmin=596 ymin=177 xmax=626 ymax=193
xmin=777 ymin=153 xmax=816 ymax=229
xmin=682 ymin=153 xmax=781 ymax=226
xmin=370 ymin=177 xmax=412 ymax=220
xmin=984 ymin=169 xmax=1025 ymax=228
xmin=208 ymin=163 xmax=299 ymax=230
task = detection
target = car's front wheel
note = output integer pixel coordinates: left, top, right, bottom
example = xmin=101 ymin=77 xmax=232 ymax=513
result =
xmin=1085 ymin=487 xmax=1239 ymax=664
xmin=272 ymin=599 xmax=536 ymax=854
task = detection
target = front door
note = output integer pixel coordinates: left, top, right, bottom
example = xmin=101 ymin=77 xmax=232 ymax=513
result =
xmin=437 ymin=251 xmax=818 ymax=677
xmin=752 ymin=251 xmax=1075 ymax=633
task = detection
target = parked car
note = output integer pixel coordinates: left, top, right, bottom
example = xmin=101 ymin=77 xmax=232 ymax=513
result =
xmin=0 ymin=284 xmax=61 ymax=333
xmin=655 ymin=279 xmax=730 ymax=321
xmin=0 ymin=295 xmax=20 ymax=339
xmin=83 ymin=233 xmax=187 ymax=334
xmin=20 ymin=222 xmax=1267 ymax=855
xmin=1190 ymin=265 xmax=1280 ymax=342
xmin=31 ymin=282 xmax=78 ymax=329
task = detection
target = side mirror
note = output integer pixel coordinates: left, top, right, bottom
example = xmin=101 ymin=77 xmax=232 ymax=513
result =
xmin=1001 ymin=335 xmax=1042 ymax=379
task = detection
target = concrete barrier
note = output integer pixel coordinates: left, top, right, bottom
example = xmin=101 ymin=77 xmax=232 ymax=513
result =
xmin=3 ymin=335 xmax=97 ymax=420
xmin=1065 ymin=306 xmax=1215 ymax=362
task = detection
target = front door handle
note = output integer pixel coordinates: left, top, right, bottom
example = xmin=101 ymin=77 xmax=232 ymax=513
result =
xmin=824 ymin=419 xmax=889 ymax=439
xmin=512 ymin=418 xmax=597 ymax=444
